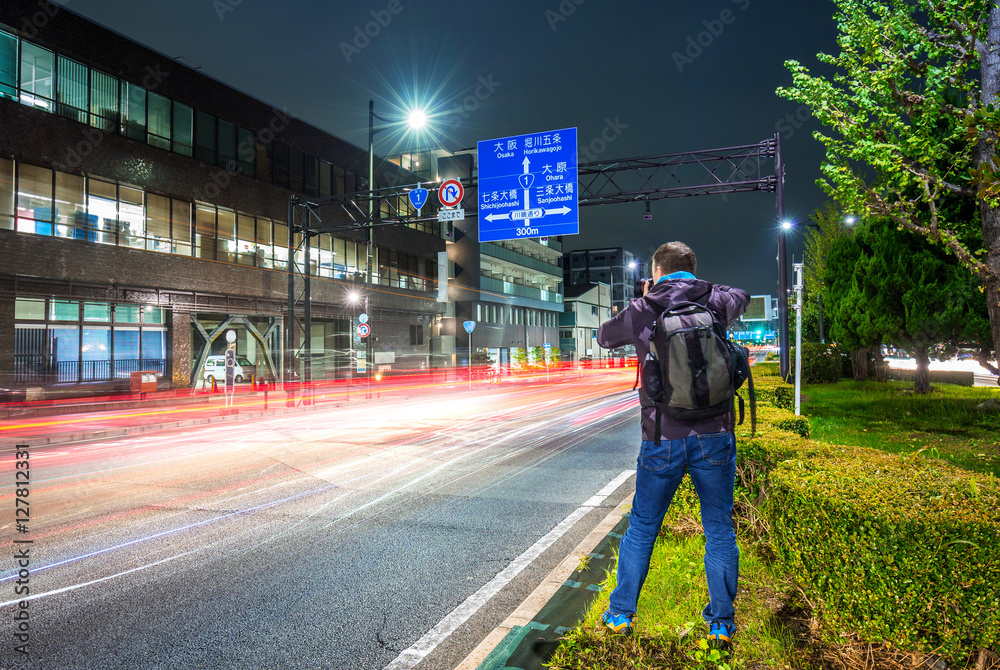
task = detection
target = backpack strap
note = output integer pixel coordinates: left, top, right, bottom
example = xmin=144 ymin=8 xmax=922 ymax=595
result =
xmin=636 ymin=297 xmax=666 ymax=392
xmin=654 ymin=405 xmax=662 ymax=446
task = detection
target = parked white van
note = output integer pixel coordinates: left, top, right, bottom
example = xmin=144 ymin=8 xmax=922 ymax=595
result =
xmin=203 ymin=355 xmax=255 ymax=384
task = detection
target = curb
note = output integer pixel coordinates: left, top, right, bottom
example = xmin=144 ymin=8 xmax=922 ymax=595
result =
xmin=455 ymin=494 xmax=632 ymax=670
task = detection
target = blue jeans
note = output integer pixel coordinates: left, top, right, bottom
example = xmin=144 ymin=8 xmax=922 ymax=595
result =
xmin=609 ymin=431 xmax=739 ymax=628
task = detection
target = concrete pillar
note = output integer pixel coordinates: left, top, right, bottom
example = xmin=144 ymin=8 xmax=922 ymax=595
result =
xmin=170 ymin=310 xmax=191 ymax=388
xmin=0 ymin=295 xmax=14 ymax=388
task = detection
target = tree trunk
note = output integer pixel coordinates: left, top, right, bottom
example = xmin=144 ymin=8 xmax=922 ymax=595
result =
xmin=914 ymin=346 xmax=931 ymax=394
xmin=977 ymin=5 xmax=1000 ymax=380
xmin=850 ymin=347 xmax=869 ymax=380
xmin=871 ymin=346 xmax=889 ymax=383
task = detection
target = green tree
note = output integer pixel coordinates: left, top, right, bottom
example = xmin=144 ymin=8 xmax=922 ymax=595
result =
xmin=826 ymin=219 xmax=990 ymax=392
xmin=823 ymin=228 xmax=883 ymax=380
xmin=777 ymin=0 xmax=1000 ymax=374
xmin=511 ymin=347 xmax=527 ymax=368
xmin=803 ymin=204 xmax=857 ymax=347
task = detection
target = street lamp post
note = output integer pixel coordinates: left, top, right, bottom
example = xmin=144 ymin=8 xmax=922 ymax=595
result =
xmin=366 ymin=99 xmax=428 ymax=398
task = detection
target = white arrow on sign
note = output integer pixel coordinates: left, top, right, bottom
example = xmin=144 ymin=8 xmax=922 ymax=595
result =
xmin=485 ymin=212 xmax=511 ymax=222
xmin=545 ymin=206 xmax=571 ymax=216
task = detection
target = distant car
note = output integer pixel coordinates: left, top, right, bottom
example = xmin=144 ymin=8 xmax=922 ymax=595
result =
xmin=203 ymin=355 xmax=255 ymax=384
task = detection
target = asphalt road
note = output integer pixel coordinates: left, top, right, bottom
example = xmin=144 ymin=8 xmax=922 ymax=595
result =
xmin=0 ymin=371 xmax=641 ymax=670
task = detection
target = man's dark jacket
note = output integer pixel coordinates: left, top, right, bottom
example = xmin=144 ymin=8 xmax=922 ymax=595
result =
xmin=597 ymin=277 xmax=750 ymax=440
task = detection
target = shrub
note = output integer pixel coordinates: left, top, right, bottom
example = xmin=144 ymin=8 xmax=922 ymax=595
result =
xmin=790 ymin=342 xmax=842 ymax=384
xmin=737 ymin=367 xmax=999 ymax=664
xmin=766 ymin=452 xmax=999 ymax=662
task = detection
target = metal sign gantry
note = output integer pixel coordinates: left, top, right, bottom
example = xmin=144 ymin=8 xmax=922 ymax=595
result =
xmin=284 ymin=133 xmax=789 ymax=389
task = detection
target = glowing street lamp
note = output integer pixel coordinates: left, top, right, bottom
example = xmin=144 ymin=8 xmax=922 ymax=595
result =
xmin=366 ymin=99 xmax=430 ymax=396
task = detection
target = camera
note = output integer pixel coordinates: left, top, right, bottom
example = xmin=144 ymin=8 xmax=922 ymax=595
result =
xmin=633 ymin=278 xmax=653 ymax=298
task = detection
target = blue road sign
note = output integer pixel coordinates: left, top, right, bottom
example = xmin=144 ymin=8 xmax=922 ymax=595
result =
xmin=477 ymin=128 xmax=578 ymax=243
xmin=408 ymin=187 xmax=429 ymax=211
xmin=463 ymin=320 xmax=477 ymax=334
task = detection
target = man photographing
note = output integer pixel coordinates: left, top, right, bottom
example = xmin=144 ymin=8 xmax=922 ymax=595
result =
xmin=596 ymin=241 xmax=750 ymax=649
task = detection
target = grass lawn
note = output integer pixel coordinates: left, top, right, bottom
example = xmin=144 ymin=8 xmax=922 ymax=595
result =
xmin=547 ymin=489 xmax=803 ymax=670
xmin=802 ymin=380 xmax=1000 ymax=476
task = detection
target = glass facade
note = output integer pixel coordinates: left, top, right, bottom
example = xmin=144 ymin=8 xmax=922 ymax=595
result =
xmin=0 ymin=154 xmax=439 ymax=287
xmin=13 ymin=298 xmax=167 ymax=383
xmin=0 ymin=22 xmax=363 ymax=198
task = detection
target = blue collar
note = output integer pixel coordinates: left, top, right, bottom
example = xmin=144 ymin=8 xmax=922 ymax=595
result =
xmin=656 ymin=271 xmax=696 ymax=283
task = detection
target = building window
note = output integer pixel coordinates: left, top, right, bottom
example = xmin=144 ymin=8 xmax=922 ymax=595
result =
xmin=592 ymin=306 xmax=598 ymax=316
xmin=0 ymin=29 xmax=16 ymax=99
xmin=217 ymin=208 xmax=236 ymax=263
xmin=171 ymin=199 xmax=192 ymax=256
xmin=172 ymin=101 xmax=193 ymax=156
xmin=237 ymin=127 xmax=255 ymax=176
xmin=195 ymin=110 xmax=216 ymax=163
xmin=87 ymin=177 xmax=117 ymax=245
xmin=217 ymin=120 xmax=237 ymax=170
xmin=54 ymin=172 xmax=85 ymax=240
xmin=145 ymin=194 xmax=171 ymax=253
xmin=16 ymin=163 xmax=53 ymax=235
xmin=13 ymin=298 xmax=168 ymax=383
xmin=118 ymin=186 xmax=145 ymax=249
xmin=147 ymin=91 xmax=171 ymax=150
xmin=410 ymin=325 xmax=423 ymax=346
xmin=56 ymin=55 xmax=88 ymax=123
xmin=0 ymin=157 xmax=11 ymax=230
xmin=19 ymin=42 xmax=54 ymax=110
xmin=89 ymin=69 xmax=119 ymax=132
xmin=123 ymin=83 xmax=146 ymax=141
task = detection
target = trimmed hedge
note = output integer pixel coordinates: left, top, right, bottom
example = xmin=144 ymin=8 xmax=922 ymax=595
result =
xmin=790 ymin=342 xmax=842 ymax=384
xmin=738 ymin=368 xmax=999 ymax=664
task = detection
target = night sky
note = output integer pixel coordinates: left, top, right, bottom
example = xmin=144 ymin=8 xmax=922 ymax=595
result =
xmin=63 ymin=0 xmax=841 ymax=297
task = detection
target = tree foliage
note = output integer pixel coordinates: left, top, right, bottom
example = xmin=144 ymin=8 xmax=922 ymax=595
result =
xmin=778 ymin=0 xmax=996 ymax=276
xmin=822 ymin=218 xmax=991 ymax=391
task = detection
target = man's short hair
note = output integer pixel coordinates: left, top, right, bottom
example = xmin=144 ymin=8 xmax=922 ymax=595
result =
xmin=652 ymin=242 xmax=697 ymax=275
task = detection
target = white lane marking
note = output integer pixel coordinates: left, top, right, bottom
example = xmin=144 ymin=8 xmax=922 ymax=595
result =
xmin=382 ymin=468 xmax=634 ymax=670
xmin=0 ymin=549 xmax=198 ymax=608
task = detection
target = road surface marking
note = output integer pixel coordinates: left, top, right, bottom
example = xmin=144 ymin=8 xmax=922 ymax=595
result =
xmin=382 ymin=468 xmax=634 ymax=670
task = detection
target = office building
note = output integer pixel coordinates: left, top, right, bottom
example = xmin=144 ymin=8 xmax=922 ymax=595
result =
xmin=563 ymin=247 xmax=646 ymax=315
xmin=0 ymin=0 xmax=445 ymax=393
xmin=558 ymin=283 xmax=612 ymax=362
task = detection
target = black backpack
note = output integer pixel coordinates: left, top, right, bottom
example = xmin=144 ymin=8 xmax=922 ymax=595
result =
xmin=637 ymin=290 xmax=755 ymax=444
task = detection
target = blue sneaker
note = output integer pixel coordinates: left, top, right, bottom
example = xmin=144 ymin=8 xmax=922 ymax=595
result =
xmin=707 ymin=621 xmax=735 ymax=649
xmin=601 ymin=610 xmax=632 ymax=635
